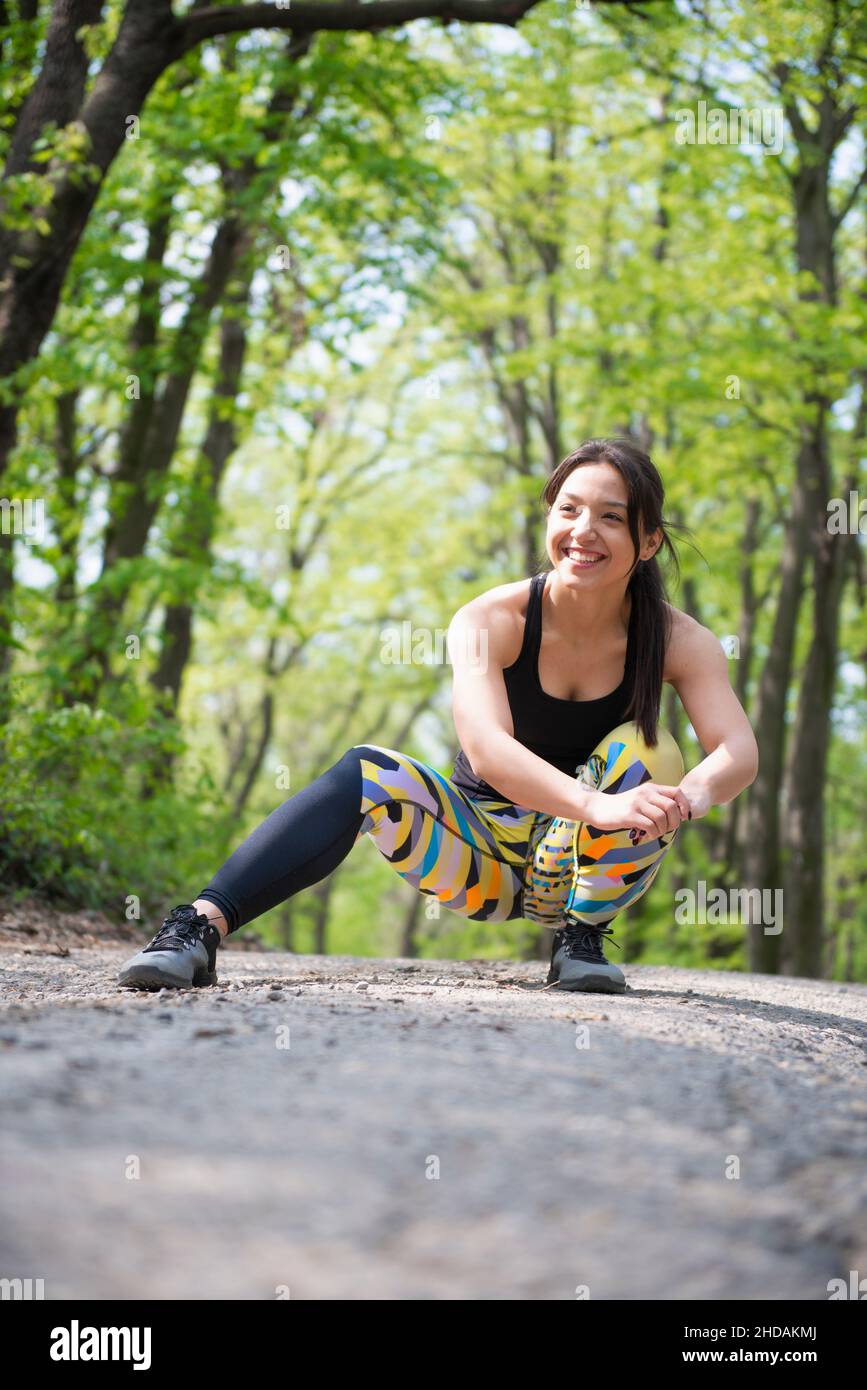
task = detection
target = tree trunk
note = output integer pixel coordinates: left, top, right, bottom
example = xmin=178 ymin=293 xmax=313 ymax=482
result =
xmin=721 ymin=494 xmax=762 ymax=882
xmin=277 ymin=901 xmax=295 ymax=954
xmin=741 ymin=432 xmax=813 ymax=971
xmin=311 ymin=876 xmax=335 ymax=956
xmin=147 ymin=210 xmax=256 ymax=759
xmin=53 ymin=386 xmax=84 ymax=613
xmin=74 ymin=205 xmax=250 ymax=700
xmin=782 ymin=455 xmax=858 ymax=976
xmin=399 ymin=891 xmax=423 ymax=958
xmin=778 ymin=80 xmax=859 ymax=976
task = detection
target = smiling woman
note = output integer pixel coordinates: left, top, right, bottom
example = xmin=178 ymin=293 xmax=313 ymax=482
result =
xmin=447 ymin=436 xmax=759 ymax=984
xmin=116 ymin=437 xmax=758 ymax=999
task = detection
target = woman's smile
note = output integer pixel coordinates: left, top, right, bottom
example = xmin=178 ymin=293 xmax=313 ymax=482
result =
xmin=561 ymin=544 xmax=608 ymax=569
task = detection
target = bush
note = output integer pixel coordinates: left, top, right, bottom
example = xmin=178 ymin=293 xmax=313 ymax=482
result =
xmin=0 ymin=699 xmax=235 ymax=926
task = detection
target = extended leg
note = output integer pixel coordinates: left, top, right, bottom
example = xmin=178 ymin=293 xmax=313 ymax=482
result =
xmin=195 ymin=742 xmax=538 ymax=935
xmin=193 ymin=746 xmax=369 ymax=936
xmin=120 ymin=742 xmax=538 ymax=989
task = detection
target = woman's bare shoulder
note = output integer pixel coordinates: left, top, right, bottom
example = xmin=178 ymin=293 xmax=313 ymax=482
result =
xmin=450 ymin=578 xmax=533 ymax=667
xmin=662 ymin=602 xmax=720 ymax=683
xmin=454 ymin=577 xmax=534 ymax=615
xmin=472 ymin=576 xmax=534 ymax=608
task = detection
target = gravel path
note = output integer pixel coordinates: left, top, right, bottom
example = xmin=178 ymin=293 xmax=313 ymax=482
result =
xmin=1 ymin=937 xmax=866 ymax=1300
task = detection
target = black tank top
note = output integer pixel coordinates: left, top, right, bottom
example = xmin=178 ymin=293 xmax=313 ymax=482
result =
xmin=451 ymin=571 xmax=636 ymax=801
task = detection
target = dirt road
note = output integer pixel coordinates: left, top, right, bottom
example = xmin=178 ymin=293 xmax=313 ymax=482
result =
xmin=1 ymin=923 xmax=866 ymax=1300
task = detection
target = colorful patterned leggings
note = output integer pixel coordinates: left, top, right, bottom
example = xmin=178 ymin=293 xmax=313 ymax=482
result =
xmin=196 ymin=721 xmax=684 ymax=936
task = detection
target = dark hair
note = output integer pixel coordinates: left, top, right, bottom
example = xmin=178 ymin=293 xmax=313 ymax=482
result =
xmin=536 ymin=437 xmax=697 ymax=750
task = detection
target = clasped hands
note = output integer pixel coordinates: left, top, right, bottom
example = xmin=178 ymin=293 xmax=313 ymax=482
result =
xmin=583 ymin=780 xmax=711 ymax=839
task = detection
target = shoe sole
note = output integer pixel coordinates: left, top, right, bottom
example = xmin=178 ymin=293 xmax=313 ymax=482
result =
xmin=555 ymin=975 xmax=626 ymax=993
xmin=117 ymin=965 xmax=217 ymax=991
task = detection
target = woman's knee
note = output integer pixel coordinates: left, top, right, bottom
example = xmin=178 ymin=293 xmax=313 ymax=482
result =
xmin=593 ymin=720 xmax=684 ymax=782
xmin=349 ymin=743 xmax=401 ymax=762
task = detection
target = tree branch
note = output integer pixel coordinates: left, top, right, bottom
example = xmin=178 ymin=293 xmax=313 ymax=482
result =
xmin=174 ymin=0 xmax=545 ymax=57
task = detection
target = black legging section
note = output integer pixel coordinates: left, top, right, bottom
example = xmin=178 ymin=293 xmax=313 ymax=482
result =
xmin=195 ymin=747 xmax=364 ymax=936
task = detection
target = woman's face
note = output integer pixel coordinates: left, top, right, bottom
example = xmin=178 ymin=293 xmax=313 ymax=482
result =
xmin=546 ymin=462 xmax=660 ymax=588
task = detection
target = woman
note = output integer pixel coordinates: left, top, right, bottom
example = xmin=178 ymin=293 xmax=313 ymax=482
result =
xmin=117 ymin=438 xmax=759 ymax=996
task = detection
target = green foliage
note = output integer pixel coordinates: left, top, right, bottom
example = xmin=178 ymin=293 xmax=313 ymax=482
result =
xmin=0 ymin=691 xmax=233 ymax=924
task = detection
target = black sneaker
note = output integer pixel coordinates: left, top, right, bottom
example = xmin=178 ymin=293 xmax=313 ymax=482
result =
xmin=117 ymin=904 xmax=222 ymax=991
xmin=547 ymin=918 xmax=626 ymax=993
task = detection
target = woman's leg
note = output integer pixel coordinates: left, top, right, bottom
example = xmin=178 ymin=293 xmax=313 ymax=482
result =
xmin=350 ymin=744 xmax=538 ymax=922
xmin=521 ymin=720 xmax=685 ymax=930
xmin=194 ymin=743 xmax=538 ymax=936
xmin=119 ymin=743 xmax=537 ymax=989
xmin=193 ymin=746 xmax=371 ymax=936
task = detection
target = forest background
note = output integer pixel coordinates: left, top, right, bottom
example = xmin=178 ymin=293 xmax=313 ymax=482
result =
xmin=0 ymin=0 xmax=864 ymax=980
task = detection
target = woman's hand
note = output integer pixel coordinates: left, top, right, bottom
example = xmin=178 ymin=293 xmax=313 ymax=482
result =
xmin=582 ymin=783 xmax=692 ymax=838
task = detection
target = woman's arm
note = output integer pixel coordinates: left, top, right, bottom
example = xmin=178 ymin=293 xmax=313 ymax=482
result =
xmin=667 ymin=617 xmax=759 ymax=819
xmin=448 ymin=597 xmax=599 ymax=820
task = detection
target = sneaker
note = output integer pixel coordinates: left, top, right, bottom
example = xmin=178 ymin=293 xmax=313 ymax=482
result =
xmin=547 ymin=918 xmax=626 ymax=993
xmin=117 ymin=904 xmax=222 ymax=991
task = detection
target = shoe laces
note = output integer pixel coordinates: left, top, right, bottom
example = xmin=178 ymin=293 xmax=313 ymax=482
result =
xmin=143 ymin=904 xmax=214 ymax=955
xmin=557 ymin=919 xmax=622 ymax=964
